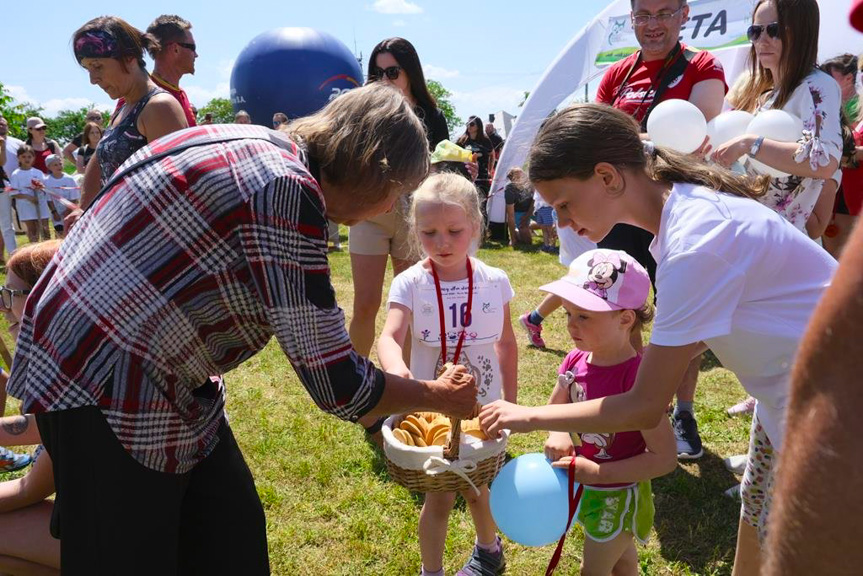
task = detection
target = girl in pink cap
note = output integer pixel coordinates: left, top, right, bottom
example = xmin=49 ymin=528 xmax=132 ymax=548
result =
xmin=539 ymin=248 xmax=676 ymax=576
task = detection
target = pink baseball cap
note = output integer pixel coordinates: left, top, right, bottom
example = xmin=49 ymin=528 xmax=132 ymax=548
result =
xmin=539 ymin=249 xmax=650 ymax=312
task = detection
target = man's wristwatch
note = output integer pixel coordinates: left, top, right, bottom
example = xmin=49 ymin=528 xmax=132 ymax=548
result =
xmin=748 ymin=136 xmax=765 ymax=158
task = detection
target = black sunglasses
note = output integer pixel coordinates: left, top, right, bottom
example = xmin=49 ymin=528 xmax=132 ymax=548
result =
xmin=747 ymin=22 xmax=781 ymax=42
xmin=175 ymin=42 xmax=197 ymax=52
xmin=0 ymin=286 xmax=31 ymax=310
xmin=374 ymin=65 xmax=402 ymax=80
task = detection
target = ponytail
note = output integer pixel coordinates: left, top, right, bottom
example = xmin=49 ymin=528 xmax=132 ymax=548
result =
xmin=529 ymin=103 xmax=767 ymax=200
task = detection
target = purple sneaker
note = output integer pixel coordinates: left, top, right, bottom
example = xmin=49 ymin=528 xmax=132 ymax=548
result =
xmin=519 ymin=313 xmax=546 ymax=348
xmin=727 ymin=396 xmax=756 ymax=417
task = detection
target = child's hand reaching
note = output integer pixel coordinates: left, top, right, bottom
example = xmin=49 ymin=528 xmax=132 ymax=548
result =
xmin=544 ymin=431 xmax=574 ymax=463
xmin=551 ymin=455 xmax=601 ymax=484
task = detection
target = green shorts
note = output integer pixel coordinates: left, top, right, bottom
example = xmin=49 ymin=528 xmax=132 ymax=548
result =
xmin=576 ymin=481 xmax=654 ymax=543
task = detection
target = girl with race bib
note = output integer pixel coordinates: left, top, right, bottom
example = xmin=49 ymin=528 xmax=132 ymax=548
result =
xmin=377 ymin=172 xmax=517 ymax=576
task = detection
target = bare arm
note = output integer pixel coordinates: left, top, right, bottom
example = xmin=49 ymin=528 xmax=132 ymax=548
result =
xmin=506 ymin=204 xmax=517 ymax=246
xmin=376 ymin=303 xmax=412 ymax=379
xmin=480 ymin=342 xmax=700 ymax=436
xmin=806 ymin=177 xmax=839 ymax=239
xmin=764 ymin=220 xmax=863 ymax=576
xmin=62 ymin=141 xmax=78 ymax=165
xmin=0 ymin=415 xmax=41 ymax=447
xmin=78 ymin=153 xmax=101 ymax=209
xmin=0 ymin=451 xmax=54 ymax=514
xmin=75 ymin=152 xmax=85 ymax=174
xmin=138 ymin=94 xmax=188 ymax=143
xmin=554 ymin=413 xmax=677 ymax=484
xmin=688 ymin=79 xmax=726 ymax=122
xmin=714 ymin=135 xmax=840 ymax=180
xmin=494 ymin=304 xmax=518 ymax=404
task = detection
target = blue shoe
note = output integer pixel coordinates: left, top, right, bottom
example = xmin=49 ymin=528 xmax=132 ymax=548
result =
xmin=457 ymin=538 xmax=506 ymax=576
xmin=673 ymin=411 xmax=704 ymax=460
xmin=0 ymin=446 xmax=32 ymax=473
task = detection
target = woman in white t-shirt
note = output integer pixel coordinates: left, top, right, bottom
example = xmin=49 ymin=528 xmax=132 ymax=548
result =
xmin=713 ymin=0 xmax=842 ymax=239
xmin=479 ymin=103 xmax=836 ymax=576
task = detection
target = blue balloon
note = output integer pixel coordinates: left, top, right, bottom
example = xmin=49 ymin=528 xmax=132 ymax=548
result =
xmin=489 ymin=453 xmax=576 ymax=547
xmin=230 ymin=28 xmax=363 ymax=124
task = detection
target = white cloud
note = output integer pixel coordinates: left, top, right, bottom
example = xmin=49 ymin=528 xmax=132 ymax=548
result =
xmin=424 ymin=65 xmax=459 ymax=80
xmin=449 ymin=85 xmax=525 ymax=121
xmin=184 ymin=82 xmax=231 ymax=107
xmin=370 ymin=0 xmax=422 ymax=14
xmin=217 ymin=58 xmax=236 ymax=81
xmin=4 ymin=85 xmax=110 ymax=117
xmin=393 ymin=19 xmax=407 ymax=27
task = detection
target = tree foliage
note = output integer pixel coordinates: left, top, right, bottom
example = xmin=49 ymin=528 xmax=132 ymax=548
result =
xmin=426 ymin=80 xmax=462 ymax=135
xmin=0 ymin=82 xmax=42 ymax=140
xmin=198 ymin=98 xmax=234 ymax=124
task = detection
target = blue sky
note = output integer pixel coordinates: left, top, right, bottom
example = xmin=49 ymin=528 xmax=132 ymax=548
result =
xmin=1 ymin=0 xmax=610 ymax=121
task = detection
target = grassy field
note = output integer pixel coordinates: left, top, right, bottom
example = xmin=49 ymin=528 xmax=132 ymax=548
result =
xmin=2 ymin=230 xmax=752 ymax=575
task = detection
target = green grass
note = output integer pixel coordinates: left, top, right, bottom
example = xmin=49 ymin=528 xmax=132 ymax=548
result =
xmin=2 ymin=230 xmax=752 ymax=575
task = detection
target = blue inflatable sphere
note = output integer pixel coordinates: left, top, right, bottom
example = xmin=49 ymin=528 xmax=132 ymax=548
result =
xmin=230 ymin=28 xmax=363 ymax=124
xmin=489 ymin=453 xmax=576 ymax=547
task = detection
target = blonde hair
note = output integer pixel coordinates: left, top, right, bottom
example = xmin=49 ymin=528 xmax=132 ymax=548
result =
xmin=285 ymin=82 xmax=430 ymax=210
xmin=408 ymin=173 xmax=484 ymax=259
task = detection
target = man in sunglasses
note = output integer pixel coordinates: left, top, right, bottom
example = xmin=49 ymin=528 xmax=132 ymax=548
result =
xmin=597 ymin=0 xmax=728 ymax=461
xmin=115 ymin=15 xmax=199 ymax=127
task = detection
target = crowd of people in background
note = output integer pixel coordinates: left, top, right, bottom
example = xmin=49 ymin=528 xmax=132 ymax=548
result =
xmin=0 ymin=0 xmax=860 ymax=574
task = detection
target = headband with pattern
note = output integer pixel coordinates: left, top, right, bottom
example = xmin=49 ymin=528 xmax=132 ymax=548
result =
xmin=74 ymin=30 xmax=120 ymax=63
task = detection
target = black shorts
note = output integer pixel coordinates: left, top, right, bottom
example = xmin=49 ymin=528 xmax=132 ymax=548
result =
xmin=36 ymin=406 xmax=269 ymax=576
xmin=597 ymin=223 xmax=657 ymax=296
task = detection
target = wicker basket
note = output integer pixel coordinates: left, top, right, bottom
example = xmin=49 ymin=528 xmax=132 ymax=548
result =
xmin=382 ymin=413 xmax=508 ymax=494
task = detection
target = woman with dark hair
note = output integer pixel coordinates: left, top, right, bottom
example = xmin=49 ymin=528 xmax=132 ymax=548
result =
xmin=23 ymin=118 xmax=61 ymax=175
xmin=456 ymin=116 xmax=495 ymax=218
xmin=713 ymin=0 xmax=842 ymax=240
xmin=71 ymin=16 xmax=187 ymax=211
xmin=820 ymin=53 xmax=860 ymax=122
xmin=348 ymin=37 xmax=449 ymax=366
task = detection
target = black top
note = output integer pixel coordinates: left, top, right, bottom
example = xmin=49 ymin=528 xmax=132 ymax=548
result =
xmin=416 ymin=103 xmax=450 ymax=151
xmin=77 ymin=144 xmax=96 ymax=168
xmin=505 ymin=183 xmax=533 ymax=212
xmin=488 ymin=131 xmax=504 ymax=154
xmin=462 ymin=138 xmax=492 ymax=180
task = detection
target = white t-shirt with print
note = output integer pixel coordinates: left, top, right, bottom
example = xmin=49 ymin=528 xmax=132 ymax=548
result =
xmin=388 ymin=258 xmax=515 ymax=405
xmin=43 ymin=174 xmax=80 ymax=223
xmin=746 ymin=69 xmax=843 ymax=231
xmin=9 ymin=168 xmax=51 ymax=221
xmin=649 ymin=183 xmax=836 ymax=449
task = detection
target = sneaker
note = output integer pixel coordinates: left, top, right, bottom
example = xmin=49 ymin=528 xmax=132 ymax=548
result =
xmin=0 ymin=446 xmax=32 ymax=473
xmin=727 ymin=396 xmax=757 ymax=417
xmin=723 ymin=454 xmax=748 ymax=475
xmin=723 ymin=483 xmax=742 ymax=500
xmin=673 ymin=411 xmax=704 ymax=460
xmin=457 ymin=539 xmax=506 ymax=576
xmin=518 ymin=313 xmax=546 ymax=348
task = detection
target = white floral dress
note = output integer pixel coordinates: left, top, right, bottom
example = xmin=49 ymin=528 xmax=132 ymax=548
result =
xmin=746 ymin=69 xmax=843 ymax=232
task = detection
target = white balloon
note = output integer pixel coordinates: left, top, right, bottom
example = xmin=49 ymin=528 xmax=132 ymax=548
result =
xmin=646 ymin=99 xmax=707 ymax=154
xmin=745 ymin=110 xmax=804 ymax=178
xmin=706 ymin=110 xmax=754 ymax=162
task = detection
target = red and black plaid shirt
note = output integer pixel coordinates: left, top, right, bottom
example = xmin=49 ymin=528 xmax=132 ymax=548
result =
xmin=8 ymin=125 xmax=385 ymax=473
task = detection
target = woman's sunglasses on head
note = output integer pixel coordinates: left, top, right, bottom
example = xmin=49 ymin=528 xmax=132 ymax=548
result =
xmin=374 ymin=65 xmax=402 ymax=80
xmin=747 ymin=22 xmax=781 ymax=42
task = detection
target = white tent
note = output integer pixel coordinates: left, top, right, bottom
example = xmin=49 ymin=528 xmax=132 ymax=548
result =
xmin=488 ymin=0 xmax=862 ymax=223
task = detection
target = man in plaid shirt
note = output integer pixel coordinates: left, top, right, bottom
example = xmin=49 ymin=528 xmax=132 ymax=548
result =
xmin=8 ymin=84 xmax=478 ymax=575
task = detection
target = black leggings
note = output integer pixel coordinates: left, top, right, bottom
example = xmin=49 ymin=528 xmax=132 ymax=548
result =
xmin=36 ymin=407 xmax=269 ymax=576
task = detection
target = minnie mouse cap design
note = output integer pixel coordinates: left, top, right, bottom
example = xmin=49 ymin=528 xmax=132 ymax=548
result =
xmin=539 ymin=249 xmax=650 ymax=312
